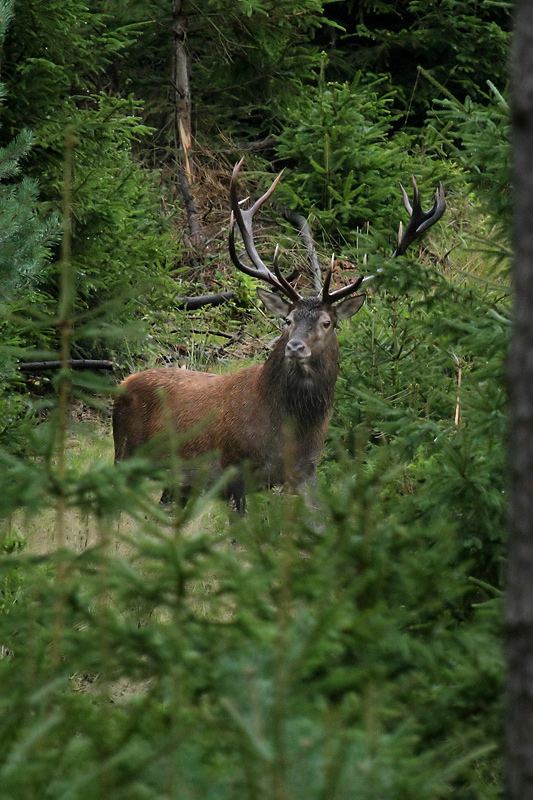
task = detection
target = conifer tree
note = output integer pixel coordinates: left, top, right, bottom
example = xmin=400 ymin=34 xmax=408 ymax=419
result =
xmin=0 ymin=2 xmax=58 ymax=449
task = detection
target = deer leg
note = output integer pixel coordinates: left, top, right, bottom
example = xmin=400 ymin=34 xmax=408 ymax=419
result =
xmin=222 ymin=476 xmax=246 ymax=546
xmin=224 ymin=476 xmax=246 ymax=516
xmin=160 ymin=482 xmax=191 ymax=507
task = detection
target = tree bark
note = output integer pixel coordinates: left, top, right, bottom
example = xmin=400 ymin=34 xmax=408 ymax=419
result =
xmin=171 ymin=0 xmax=192 ymax=159
xmin=171 ymin=2 xmax=205 ymax=250
xmin=179 ymin=165 xmax=203 ymax=247
xmin=507 ymin=4 xmax=533 ymax=798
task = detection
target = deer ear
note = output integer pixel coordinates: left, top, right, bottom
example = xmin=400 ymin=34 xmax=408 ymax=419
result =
xmin=335 ymin=293 xmax=366 ymax=321
xmin=257 ymin=288 xmax=291 ymax=318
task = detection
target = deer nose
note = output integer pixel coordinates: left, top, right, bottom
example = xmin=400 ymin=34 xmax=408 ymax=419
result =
xmin=285 ymin=339 xmax=311 ymax=359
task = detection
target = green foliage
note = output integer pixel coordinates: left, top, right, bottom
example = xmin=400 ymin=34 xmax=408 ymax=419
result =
xmin=0 ymin=4 xmax=184 ymax=362
xmin=322 ymin=0 xmax=511 ymax=122
xmin=37 ymin=94 xmax=182 ymax=318
xmin=329 ymin=259 xmax=508 ymax=591
xmin=99 ymin=0 xmax=333 ymax=145
xmin=191 ymin=0 xmax=331 ymax=139
xmin=0 ymin=466 xmax=502 ymax=799
xmin=0 ymin=6 xmax=59 ymax=452
xmin=275 ymin=71 xmax=459 ymax=240
xmin=0 ymin=0 xmax=141 ymax=133
xmin=0 ymin=129 xmax=58 ymax=289
xmin=0 ymin=1 xmax=508 ymax=796
xmin=427 ymin=81 xmax=511 ymax=250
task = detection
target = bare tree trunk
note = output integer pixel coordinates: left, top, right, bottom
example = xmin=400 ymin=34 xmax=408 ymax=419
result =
xmin=507 ymin=4 xmax=533 ymax=798
xmin=175 ymin=291 xmax=234 ymax=310
xmin=171 ymin=1 xmax=203 ymax=249
xmin=171 ymin=0 xmax=192 ymax=161
xmin=179 ymin=164 xmax=203 ymax=247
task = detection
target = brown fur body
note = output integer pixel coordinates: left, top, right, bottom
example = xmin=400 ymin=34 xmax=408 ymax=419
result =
xmin=113 ymin=295 xmax=363 ymax=511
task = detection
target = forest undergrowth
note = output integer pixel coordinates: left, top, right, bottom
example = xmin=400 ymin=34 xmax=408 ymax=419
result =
xmin=0 ymin=229 xmax=507 ymax=798
xmin=0 ymin=1 xmax=510 ymax=797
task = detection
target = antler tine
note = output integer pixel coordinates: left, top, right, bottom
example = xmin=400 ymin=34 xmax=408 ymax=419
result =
xmin=322 ymin=175 xmax=446 ymax=294
xmin=322 ymin=253 xmax=365 ymax=303
xmin=325 ymin=276 xmax=365 ymax=302
xmin=394 ymin=176 xmax=447 ymax=257
xmin=229 ymin=158 xmax=300 ymax=301
xmin=272 ymin=244 xmax=302 ymax=299
xmin=321 ymin=255 xmax=334 ymax=301
xmin=399 ymin=175 xmax=418 ymax=216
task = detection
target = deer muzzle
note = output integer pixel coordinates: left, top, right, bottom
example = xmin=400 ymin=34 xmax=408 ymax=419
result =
xmin=285 ymin=339 xmax=312 ymax=360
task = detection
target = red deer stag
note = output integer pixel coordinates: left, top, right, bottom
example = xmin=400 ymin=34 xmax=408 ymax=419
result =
xmin=113 ymin=160 xmax=446 ymax=512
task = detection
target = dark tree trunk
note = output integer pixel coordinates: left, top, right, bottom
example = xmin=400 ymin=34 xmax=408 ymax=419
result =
xmin=507 ymin=4 xmax=533 ymax=798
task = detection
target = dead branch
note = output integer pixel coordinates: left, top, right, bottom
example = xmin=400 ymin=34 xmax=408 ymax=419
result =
xmin=176 ymin=291 xmax=234 ymax=310
xmin=283 ymin=209 xmax=322 ymax=292
xmin=220 ymin=136 xmax=276 ymax=153
xmin=19 ymin=360 xmax=114 ymax=373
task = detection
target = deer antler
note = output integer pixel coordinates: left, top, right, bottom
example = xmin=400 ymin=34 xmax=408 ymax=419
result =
xmin=322 ymin=254 xmax=365 ymax=303
xmin=394 ymin=176 xmax=446 ymax=257
xmin=229 ymin=162 xmax=446 ymax=305
xmin=229 ymin=159 xmax=365 ymax=305
xmin=229 ymin=158 xmax=301 ymax=302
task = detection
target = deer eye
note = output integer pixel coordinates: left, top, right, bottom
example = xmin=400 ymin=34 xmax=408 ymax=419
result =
xmin=284 ymin=317 xmax=292 ymax=326
xmin=323 ymin=319 xmax=331 ymax=329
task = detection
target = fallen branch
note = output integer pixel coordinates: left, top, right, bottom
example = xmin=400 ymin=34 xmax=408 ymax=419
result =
xmin=221 ymin=136 xmax=275 ymax=153
xmin=19 ymin=359 xmax=114 ymax=373
xmin=175 ymin=291 xmax=234 ymax=310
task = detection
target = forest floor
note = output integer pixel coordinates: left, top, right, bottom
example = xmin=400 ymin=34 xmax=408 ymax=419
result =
xmin=9 ymin=412 xmax=232 ymax=557
xmin=5 ymin=411 xmax=240 ymax=701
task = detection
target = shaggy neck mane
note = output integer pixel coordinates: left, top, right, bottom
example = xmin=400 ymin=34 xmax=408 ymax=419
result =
xmin=261 ymin=335 xmax=339 ymax=430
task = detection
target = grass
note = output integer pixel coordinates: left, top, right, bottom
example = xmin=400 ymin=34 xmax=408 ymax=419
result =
xmin=4 ymin=414 xmax=234 ymax=558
